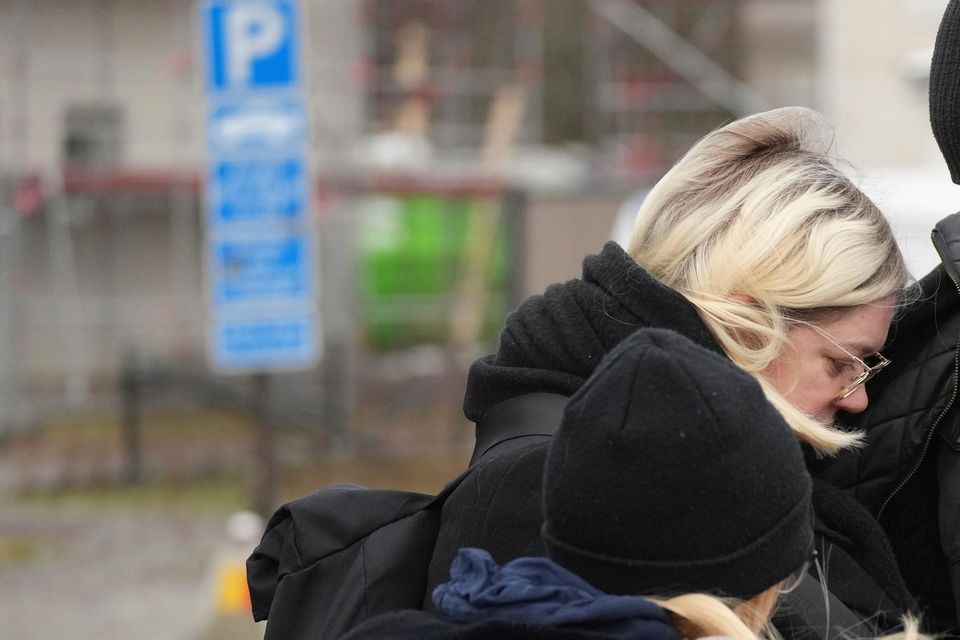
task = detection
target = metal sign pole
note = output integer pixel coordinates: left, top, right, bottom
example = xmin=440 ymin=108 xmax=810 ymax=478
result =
xmin=201 ymin=0 xmax=319 ymax=516
xmin=251 ymin=372 xmax=277 ymax=518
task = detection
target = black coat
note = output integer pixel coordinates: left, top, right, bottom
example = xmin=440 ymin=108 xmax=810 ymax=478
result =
xmin=810 ymin=213 xmax=960 ymax=634
xmin=340 ymin=609 xmax=664 ymax=640
xmin=428 ymin=242 xmax=916 ymax=635
xmin=430 ymin=241 xmax=724 ymax=605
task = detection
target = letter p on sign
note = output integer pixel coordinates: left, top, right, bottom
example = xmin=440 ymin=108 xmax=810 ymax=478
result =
xmin=204 ymin=0 xmax=300 ymax=92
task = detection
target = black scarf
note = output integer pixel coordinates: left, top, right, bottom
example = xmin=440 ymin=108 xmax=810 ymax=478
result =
xmin=463 ymin=242 xmax=722 ymax=422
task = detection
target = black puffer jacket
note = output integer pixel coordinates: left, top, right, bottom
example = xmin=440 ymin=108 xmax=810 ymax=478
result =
xmin=810 ymin=213 xmax=960 ymax=634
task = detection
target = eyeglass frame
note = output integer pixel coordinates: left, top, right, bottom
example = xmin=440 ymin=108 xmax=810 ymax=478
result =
xmin=800 ymin=322 xmax=891 ymax=401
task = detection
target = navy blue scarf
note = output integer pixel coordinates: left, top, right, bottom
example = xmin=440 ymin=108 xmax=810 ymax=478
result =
xmin=433 ymin=548 xmax=682 ymax=640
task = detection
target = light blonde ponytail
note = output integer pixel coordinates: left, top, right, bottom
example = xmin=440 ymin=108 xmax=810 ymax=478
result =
xmin=653 ymin=588 xmax=781 ymax=640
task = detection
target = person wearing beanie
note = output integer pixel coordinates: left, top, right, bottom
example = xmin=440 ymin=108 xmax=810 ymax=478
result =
xmin=255 ymin=94 xmax=939 ymax=640
xmin=930 ymin=0 xmax=960 ymax=184
xmin=422 ymin=105 xmax=919 ymax=640
xmin=341 ymin=329 xmax=817 ymax=640
xmin=540 ymin=329 xmax=812 ymax=605
xmin=253 ymin=8 xmax=960 ymax=637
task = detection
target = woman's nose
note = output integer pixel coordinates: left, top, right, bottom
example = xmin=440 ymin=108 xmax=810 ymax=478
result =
xmin=833 ymin=385 xmax=869 ymax=414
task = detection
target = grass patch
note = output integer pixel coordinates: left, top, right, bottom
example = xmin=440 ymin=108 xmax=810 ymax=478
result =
xmin=13 ymin=451 xmax=472 ymax=514
xmin=280 ymin=451 xmax=471 ymax=500
xmin=6 ymin=405 xmax=473 ymax=515
xmin=25 ymin=408 xmax=251 ymax=449
xmin=15 ymin=473 xmax=250 ymax=514
xmin=0 ymin=536 xmax=41 ymax=565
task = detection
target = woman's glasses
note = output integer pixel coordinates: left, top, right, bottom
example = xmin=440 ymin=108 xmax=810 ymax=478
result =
xmin=805 ymin=324 xmax=891 ymax=401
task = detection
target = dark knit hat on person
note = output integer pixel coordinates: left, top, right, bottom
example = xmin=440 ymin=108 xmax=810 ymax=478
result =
xmin=541 ymin=328 xmax=813 ymax=600
xmin=930 ymin=0 xmax=960 ymax=183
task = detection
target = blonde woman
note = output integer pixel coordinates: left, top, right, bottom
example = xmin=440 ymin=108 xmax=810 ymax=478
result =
xmin=428 ymin=107 xmax=918 ymax=638
xmin=626 ymin=107 xmax=905 ymax=453
xmin=344 ymin=330 xmax=924 ymax=640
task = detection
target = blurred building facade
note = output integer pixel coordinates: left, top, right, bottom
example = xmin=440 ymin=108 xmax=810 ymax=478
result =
xmin=0 ymin=0 xmax=951 ymax=423
xmin=820 ymin=0 xmax=944 ymax=168
xmin=2 ymin=1 xmax=948 ymax=174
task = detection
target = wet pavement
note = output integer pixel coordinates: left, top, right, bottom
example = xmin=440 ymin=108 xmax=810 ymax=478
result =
xmin=0 ymin=503 xmax=264 ymax=640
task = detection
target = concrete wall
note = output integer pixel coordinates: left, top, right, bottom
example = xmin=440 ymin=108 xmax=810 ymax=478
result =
xmin=521 ymin=194 xmax=623 ymax=298
xmin=15 ymin=192 xmax=206 ymax=391
xmin=0 ymin=0 xmax=363 ymax=174
xmin=3 ymin=0 xmax=953 ymax=173
xmin=819 ymin=0 xmax=947 ymax=169
xmin=741 ymin=0 xmax=818 ymax=110
xmin=0 ymin=0 xmax=200 ymax=171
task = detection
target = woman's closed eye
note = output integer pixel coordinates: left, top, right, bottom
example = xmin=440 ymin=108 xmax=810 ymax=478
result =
xmin=829 ymin=358 xmax=859 ymax=377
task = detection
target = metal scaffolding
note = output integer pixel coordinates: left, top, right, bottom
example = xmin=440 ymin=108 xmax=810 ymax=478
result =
xmin=586 ymin=0 xmax=769 ymax=180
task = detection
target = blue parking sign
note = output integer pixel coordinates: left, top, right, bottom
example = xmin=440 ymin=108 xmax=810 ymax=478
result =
xmin=213 ymin=236 xmax=312 ymax=303
xmin=207 ymin=101 xmax=307 ymax=153
xmin=210 ymin=158 xmax=307 ymax=223
xmin=202 ymin=0 xmax=316 ymax=373
xmin=203 ymin=0 xmax=300 ymax=92
xmin=213 ymin=315 xmax=317 ymax=370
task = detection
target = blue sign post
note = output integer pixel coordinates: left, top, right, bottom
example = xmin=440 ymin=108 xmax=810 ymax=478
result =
xmin=201 ymin=0 xmax=318 ymax=373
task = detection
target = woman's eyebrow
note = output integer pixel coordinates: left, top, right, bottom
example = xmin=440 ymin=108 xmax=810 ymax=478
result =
xmin=839 ymin=340 xmax=882 ymax=358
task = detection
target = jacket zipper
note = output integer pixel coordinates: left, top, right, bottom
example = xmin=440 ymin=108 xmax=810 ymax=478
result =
xmin=876 ymin=231 xmax=960 ymax=520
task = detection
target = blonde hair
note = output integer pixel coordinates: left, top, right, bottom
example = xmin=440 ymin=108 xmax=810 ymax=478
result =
xmin=654 ymin=587 xmax=781 ymax=640
xmin=880 ymin=616 xmax=931 ymax=640
xmin=626 ymin=107 xmax=910 ymax=454
xmin=655 ymin=589 xmax=931 ymax=640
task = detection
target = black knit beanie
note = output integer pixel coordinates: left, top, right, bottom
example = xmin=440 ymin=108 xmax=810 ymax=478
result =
xmin=541 ymin=328 xmax=813 ymax=600
xmin=930 ymin=0 xmax=960 ymax=183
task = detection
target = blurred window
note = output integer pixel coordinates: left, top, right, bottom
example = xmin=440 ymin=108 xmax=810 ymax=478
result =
xmin=63 ymin=104 xmax=124 ymax=168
